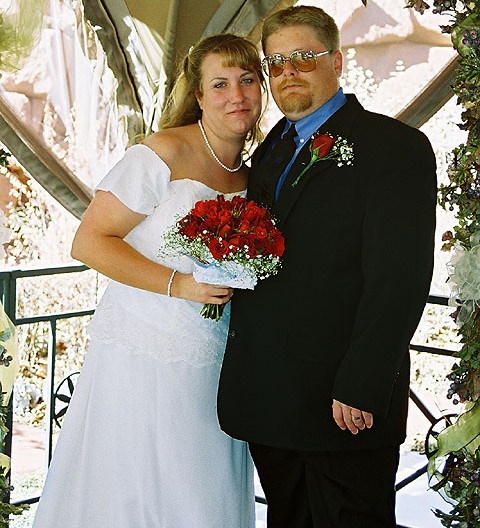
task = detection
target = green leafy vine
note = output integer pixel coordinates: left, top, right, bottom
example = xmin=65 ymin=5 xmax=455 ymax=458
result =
xmin=361 ymin=0 xmax=480 ymax=524
xmin=406 ymin=1 xmax=480 ymax=526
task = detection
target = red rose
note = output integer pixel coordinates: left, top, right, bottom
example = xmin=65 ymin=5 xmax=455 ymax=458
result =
xmin=227 ymin=234 xmax=247 ymax=249
xmin=218 ymin=209 xmax=233 ymax=224
xmin=218 ymin=223 xmax=233 ymax=239
xmin=268 ymin=233 xmax=285 ymax=257
xmin=312 ymin=133 xmax=335 ymax=158
xmin=197 ymin=221 xmax=214 ymax=242
xmin=230 ymin=196 xmax=245 ymax=213
xmin=242 ymin=202 xmax=264 ymax=222
xmin=246 ymin=245 xmax=258 ymax=258
xmin=252 ymin=226 xmax=268 ymax=240
xmin=180 ymin=216 xmax=202 ymax=239
xmin=192 ymin=200 xmax=212 ymax=217
xmin=204 ymin=208 xmax=220 ymax=225
xmin=208 ymin=238 xmax=230 ymax=259
xmin=237 ymin=219 xmax=251 ymax=233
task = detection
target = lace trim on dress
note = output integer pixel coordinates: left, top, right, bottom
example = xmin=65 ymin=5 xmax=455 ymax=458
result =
xmin=87 ymin=294 xmax=230 ymax=368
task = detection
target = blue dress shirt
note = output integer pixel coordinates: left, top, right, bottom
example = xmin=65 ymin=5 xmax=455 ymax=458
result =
xmin=275 ymin=88 xmax=347 ymax=199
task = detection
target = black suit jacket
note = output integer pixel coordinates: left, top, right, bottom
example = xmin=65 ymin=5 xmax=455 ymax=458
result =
xmin=217 ymin=94 xmax=437 ymax=451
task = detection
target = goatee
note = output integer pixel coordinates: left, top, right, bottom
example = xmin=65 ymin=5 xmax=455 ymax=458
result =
xmin=277 ymin=92 xmax=312 ymax=115
xmin=276 ymin=80 xmax=312 ymax=115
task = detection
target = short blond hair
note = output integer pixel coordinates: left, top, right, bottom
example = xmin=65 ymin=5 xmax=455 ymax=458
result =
xmin=261 ymin=6 xmax=340 ymax=53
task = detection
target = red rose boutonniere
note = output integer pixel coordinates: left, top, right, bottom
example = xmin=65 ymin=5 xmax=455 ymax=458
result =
xmin=291 ymin=132 xmax=354 ymax=188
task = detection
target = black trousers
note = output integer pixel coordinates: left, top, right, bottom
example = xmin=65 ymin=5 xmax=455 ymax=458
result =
xmin=249 ymin=443 xmax=400 ymax=528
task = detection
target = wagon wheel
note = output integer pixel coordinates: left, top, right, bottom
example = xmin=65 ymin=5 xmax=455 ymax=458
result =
xmin=53 ymin=371 xmax=80 ymax=428
xmin=424 ymin=413 xmax=458 ymax=460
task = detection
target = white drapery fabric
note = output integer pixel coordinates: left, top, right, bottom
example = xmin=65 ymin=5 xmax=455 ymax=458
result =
xmin=0 ymin=0 xmax=148 ymax=216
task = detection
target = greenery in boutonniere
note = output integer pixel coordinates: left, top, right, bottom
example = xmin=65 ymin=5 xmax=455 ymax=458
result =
xmin=362 ymin=0 xmax=480 ymax=525
xmin=291 ymin=132 xmax=354 ymax=188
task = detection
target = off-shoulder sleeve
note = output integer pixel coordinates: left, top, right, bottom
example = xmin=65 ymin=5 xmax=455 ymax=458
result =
xmin=95 ymin=144 xmax=171 ymax=215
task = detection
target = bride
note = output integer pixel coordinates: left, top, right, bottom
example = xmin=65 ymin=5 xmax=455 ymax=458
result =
xmin=33 ymin=34 xmax=264 ymax=528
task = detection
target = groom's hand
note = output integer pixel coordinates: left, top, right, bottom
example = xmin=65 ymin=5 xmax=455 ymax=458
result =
xmin=332 ymin=399 xmax=374 ymax=434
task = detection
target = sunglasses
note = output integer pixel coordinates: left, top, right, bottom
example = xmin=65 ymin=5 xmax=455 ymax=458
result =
xmin=261 ymin=50 xmax=331 ymax=78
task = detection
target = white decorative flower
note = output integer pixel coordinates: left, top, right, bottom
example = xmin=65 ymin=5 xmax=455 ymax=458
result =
xmin=449 ymin=244 xmax=480 ymax=301
xmin=448 ymin=243 xmax=480 ymax=323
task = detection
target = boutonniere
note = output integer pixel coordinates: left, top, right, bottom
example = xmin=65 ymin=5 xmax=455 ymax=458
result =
xmin=291 ymin=132 xmax=354 ymax=188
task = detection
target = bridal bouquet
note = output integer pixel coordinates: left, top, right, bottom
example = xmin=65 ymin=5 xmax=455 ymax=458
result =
xmin=164 ymin=195 xmax=285 ymax=320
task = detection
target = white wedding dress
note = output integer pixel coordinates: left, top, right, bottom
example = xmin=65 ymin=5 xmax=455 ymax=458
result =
xmin=33 ymin=145 xmax=255 ymax=528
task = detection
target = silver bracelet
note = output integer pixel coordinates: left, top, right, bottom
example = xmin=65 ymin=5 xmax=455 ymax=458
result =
xmin=167 ymin=269 xmax=177 ymax=297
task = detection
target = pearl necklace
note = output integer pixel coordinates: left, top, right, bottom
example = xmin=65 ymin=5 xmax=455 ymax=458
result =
xmin=198 ymin=120 xmax=243 ymax=173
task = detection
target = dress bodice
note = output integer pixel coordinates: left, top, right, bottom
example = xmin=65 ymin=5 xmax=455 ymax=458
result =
xmin=87 ymin=144 xmax=246 ymax=367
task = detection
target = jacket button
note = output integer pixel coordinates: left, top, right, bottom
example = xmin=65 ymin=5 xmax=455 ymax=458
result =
xmin=228 ymin=329 xmax=237 ymax=340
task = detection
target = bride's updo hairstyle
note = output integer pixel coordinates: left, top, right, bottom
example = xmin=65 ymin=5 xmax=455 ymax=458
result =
xmin=159 ymin=33 xmax=265 ymax=146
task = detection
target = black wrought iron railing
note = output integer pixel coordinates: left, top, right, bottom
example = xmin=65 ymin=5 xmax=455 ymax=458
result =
xmin=0 ymin=264 xmax=94 ymax=507
xmin=1 ymin=264 xmax=458 ymax=527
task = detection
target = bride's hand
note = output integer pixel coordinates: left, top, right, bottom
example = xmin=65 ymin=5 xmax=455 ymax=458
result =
xmin=171 ymin=272 xmax=233 ymax=304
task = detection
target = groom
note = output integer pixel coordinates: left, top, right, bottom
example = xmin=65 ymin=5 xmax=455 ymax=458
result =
xmin=217 ymin=5 xmax=437 ymax=528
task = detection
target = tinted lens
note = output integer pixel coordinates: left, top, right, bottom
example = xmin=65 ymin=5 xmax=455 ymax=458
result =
xmin=263 ymin=57 xmax=285 ymax=77
xmin=261 ymin=51 xmax=320 ymax=77
xmin=290 ymin=51 xmax=316 ymax=72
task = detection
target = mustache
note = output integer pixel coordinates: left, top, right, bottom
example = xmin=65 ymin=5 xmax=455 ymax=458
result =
xmin=278 ymin=80 xmax=308 ymax=90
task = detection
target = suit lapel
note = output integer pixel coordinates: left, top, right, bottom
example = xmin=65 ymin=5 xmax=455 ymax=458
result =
xmin=248 ymin=119 xmax=287 ymax=205
xmin=273 ymin=145 xmax=333 ymax=223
